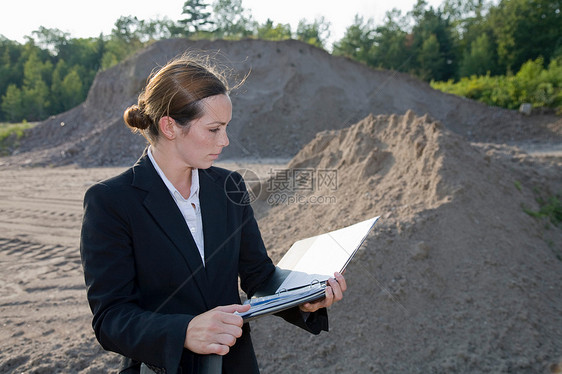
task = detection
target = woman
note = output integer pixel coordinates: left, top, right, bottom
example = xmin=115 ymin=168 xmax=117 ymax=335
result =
xmin=80 ymin=54 xmax=346 ymax=373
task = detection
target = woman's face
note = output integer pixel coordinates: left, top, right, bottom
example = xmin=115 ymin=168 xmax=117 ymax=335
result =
xmin=173 ymin=94 xmax=231 ymax=169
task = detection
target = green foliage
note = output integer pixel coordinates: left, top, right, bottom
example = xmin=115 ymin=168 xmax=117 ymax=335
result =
xmin=417 ymin=34 xmax=443 ymax=81
xmin=255 ymin=20 xmax=292 ymax=41
xmin=0 ymin=39 xmax=95 ymax=122
xmin=1 ymin=85 xmax=24 ymax=122
xmin=60 ymin=69 xmax=84 ymax=110
xmin=522 ymin=188 xmax=562 ymax=261
xmin=211 ymin=0 xmax=253 ymax=38
xmin=20 ymin=51 xmax=51 ymax=120
xmin=523 ymin=193 xmax=562 ymax=227
xmin=370 ymin=10 xmax=410 ymax=71
xmin=334 ymin=3 xmax=459 ymax=81
xmin=332 ymin=16 xmax=376 ymax=65
xmin=488 ymin=0 xmax=562 ymax=73
xmin=0 ymin=16 xmax=164 ymax=122
xmin=180 ymin=0 xmax=213 ymax=34
xmin=431 ymin=57 xmax=562 ymax=112
xmin=409 ymin=3 xmax=458 ymax=81
xmin=459 ymin=33 xmax=494 ymax=77
xmin=0 ymin=121 xmax=36 ymax=155
xmin=295 ymin=17 xmax=331 ymax=49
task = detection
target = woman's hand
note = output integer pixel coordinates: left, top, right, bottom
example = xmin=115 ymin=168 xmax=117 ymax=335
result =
xmin=299 ymin=272 xmax=347 ymax=313
xmin=184 ymin=304 xmax=251 ymax=355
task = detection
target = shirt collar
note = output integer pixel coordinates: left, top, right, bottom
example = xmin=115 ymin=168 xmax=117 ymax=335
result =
xmin=147 ymin=146 xmax=199 ymax=203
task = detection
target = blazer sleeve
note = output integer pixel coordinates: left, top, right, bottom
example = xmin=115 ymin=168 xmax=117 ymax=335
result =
xmin=80 ymin=181 xmax=190 ymax=373
xmin=232 ymin=172 xmax=329 ymax=334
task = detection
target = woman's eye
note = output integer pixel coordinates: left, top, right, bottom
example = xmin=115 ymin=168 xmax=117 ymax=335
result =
xmin=209 ymin=128 xmax=220 ymax=133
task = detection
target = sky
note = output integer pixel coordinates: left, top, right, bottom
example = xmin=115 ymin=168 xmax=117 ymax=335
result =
xmin=1 ymin=0 xmax=443 ymax=48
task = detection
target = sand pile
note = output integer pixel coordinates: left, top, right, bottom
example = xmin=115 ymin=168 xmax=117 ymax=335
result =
xmin=247 ymin=111 xmax=562 ymax=373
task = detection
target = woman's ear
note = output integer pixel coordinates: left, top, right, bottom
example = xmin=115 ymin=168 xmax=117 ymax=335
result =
xmin=158 ymin=116 xmax=177 ymax=140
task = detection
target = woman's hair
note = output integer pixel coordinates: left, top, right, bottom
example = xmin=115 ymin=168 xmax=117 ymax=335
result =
xmin=123 ymin=53 xmax=231 ymax=143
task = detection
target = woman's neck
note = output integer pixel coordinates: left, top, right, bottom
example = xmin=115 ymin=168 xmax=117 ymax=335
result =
xmin=151 ymin=145 xmax=193 ymax=199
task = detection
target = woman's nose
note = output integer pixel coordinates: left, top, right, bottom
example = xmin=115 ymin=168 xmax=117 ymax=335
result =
xmin=219 ymin=129 xmax=229 ymax=147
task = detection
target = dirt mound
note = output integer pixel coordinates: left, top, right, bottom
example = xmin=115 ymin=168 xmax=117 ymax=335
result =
xmin=248 ymin=111 xmax=562 ymax=373
xmin=3 ymin=38 xmax=560 ymax=168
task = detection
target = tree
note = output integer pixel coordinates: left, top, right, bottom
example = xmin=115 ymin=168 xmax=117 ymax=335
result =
xmin=111 ymin=16 xmax=144 ymax=47
xmin=180 ymin=0 xmax=213 ymax=35
xmin=60 ymin=68 xmax=84 ymax=110
xmin=31 ymin=27 xmax=71 ymax=56
xmin=140 ymin=17 xmax=178 ymax=40
xmin=417 ymin=34 xmax=444 ymax=80
xmin=371 ymin=9 xmax=411 ymax=71
xmin=409 ymin=2 xmax=458 ymax=80
xmin=255 ymin=19 xmax=292 ymax=41
xmin=441 ymin=0 xmax=489 ymax=36
xmin=102 ymin=16 xmax=147 ymax=69
xmin=211 ymin=0 xmax=252 ymax=38
xmin=50 ymin=59 xmax=69 ymax=114
xmin=21 ymin=51 xmax=52 ymax=120
xmin=0 ymin=37 xmax=24 ymax=103
xmin=1 ymin=84 xmax=24 ymax=122
xmin=459 ymin=33 xmax=495 ymax=77
xmin=0 ymin=38 xmax=52 ymax=121
xmin=332 ymin=15 xmax=376 ymax=66
xmin=488 ymin=0 xmax=562 ymax=73
xmin=295 ymin=17 xmax=331 ymax=49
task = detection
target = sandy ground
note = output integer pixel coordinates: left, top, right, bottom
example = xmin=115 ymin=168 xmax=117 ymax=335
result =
xmin=0 ymin=167 xmax=123 ymax=373
xmin=1 ymin=112 xmax=561 ymax=373
xmin=0 ymin=162 xmax=285 ymax=374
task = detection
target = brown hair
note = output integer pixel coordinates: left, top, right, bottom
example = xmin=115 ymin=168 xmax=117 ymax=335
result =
xmin=123 ymin=53 xmax=231 ymax=143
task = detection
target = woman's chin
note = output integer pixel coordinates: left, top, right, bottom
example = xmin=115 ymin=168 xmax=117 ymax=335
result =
xmin=198 ymin=160 xmax=216 ymax=169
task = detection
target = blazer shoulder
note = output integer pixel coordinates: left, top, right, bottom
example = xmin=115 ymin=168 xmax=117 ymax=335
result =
xmin=200 ymin=166 xmax=243 ymax=185
xmin=85 ymin=167 xmax=134 ymax=196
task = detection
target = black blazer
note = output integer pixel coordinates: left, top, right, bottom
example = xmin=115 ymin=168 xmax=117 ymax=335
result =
xmin=80 ymin=154 xmax=328 ymax=374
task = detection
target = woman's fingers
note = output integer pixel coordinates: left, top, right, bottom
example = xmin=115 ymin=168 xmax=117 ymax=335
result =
xmin=334 ymin=272 xmax=347 ymax=292
xmin=185 ymin=304 xmax=248 ymax=355
xmin=298 ymin=273 xmax=348 ymax=313
xmin=208 ymin=342 xmax=230 ymax=355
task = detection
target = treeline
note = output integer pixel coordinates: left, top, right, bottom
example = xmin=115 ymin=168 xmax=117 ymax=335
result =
xmin=332 ymin=0 xmax=561 ymax=112
xmin=1 ymin=0 xmax=560 ymax=122
xmin=334 ymin=0 xmax=560 ymax=80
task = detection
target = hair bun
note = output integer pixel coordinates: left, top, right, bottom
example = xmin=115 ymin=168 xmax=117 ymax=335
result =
xmin=123 ymin=104 xmax=152 ymax=130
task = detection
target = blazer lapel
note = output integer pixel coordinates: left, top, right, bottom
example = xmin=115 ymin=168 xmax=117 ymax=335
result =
xmin=131 ymin=155 xmax=211 ymax=308
xmin=199 ymin=168 xmax=229 ymax=291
